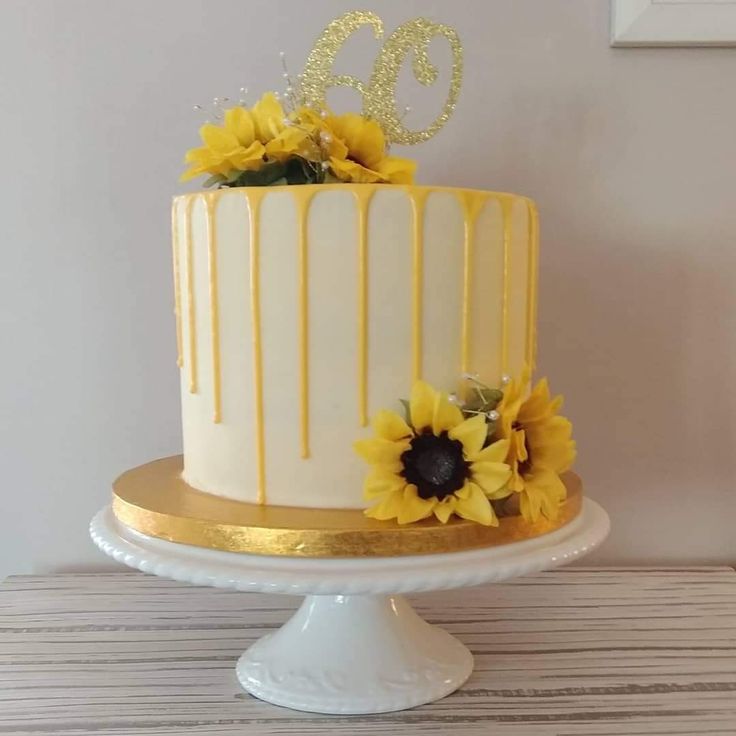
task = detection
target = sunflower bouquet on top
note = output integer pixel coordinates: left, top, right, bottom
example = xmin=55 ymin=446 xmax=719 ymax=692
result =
xmin=181 ymin=84 xmax=416 ymax=188
xmin=354 ymin=368 xmax=576 ymax=528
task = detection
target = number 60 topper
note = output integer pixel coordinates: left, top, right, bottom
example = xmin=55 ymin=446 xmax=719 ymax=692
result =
xmin=300 ymin=11 xmax=464 ymax=146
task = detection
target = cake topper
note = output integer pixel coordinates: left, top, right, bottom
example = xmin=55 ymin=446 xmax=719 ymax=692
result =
xmin=181 ymin=11 xmax=463 ymax=187
xmin=300 ymin=11 xmax=464 ymax=146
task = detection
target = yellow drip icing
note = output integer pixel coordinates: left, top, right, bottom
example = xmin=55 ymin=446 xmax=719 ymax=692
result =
xmin=500 ymin=197 xmax=514 ymax=376
xmin=205 ymin=195 xmax=222 ymax=423
xmin=245 ymin=191 xmax=267 ymax=504
xmin=171 ymin=202 xmax=184 ymax=368
xmin=409 ymin=190 xmax=428 ymax=383
xmin=354 ymin=188 xmax=375 ymax=427
xmin=183 ymin=196 xmax=198 ymax=393
xmin=171 ymin=184 xmax=537 ymax=498
xmin=526 ymin=201 xmax=539 ymax=371
xmin=296 ymin=190 xmax=317 ymax=458
xmin=458 ymin=193 xmax=485 ymax=376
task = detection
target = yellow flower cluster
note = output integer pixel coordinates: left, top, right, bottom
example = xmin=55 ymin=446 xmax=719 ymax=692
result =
xmin=181 ymin=92 xmax=415 ymax=186
xmin=354 ymin=382 xmax=512 ymax=527
xmin=495 ymin=369 xmax=576 ymax=523
xmin=354 ymin=370 xmax=576 ymax=528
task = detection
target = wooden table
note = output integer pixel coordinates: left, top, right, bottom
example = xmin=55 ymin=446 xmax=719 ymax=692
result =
xmin=2 ymin=568 xmax=735 ymax=735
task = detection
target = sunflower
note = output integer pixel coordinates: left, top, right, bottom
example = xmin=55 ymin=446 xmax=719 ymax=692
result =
xmin=354 ymin=381 xmax=512 ymax=526
xmin=495 ymin=368 xmax=576 ymax=523
xmin=181 ymin=93 xmax=315 ymax=182
xmin=319 ymin=112 xmax=416 ymax=185
xmin=181 ymin=106 xmax=265 ymax=182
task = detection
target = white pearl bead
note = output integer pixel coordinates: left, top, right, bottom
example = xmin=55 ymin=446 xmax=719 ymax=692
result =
xmin=487 ymin=410 xmax=500 ymax=422
xmin=500 ymin=374 xmax=511 ymax=386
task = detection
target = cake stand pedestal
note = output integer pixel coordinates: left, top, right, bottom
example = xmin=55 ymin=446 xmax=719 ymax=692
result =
xmin=90 ymin=499 xmax=609 ymax=715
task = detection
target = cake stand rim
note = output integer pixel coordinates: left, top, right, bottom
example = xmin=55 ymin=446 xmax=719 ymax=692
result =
xmin=90 ymin=498 xmax=609 ymax=595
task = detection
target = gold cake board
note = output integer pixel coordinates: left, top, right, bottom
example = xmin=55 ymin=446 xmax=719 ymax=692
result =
xmin=112 ymin=456 xmax=583 ymax=558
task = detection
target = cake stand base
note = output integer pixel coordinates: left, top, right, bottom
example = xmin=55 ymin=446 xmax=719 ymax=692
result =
xmin=90 ymin=499 xmax=609 ymax=714
xmin=237 ymin=594 xmax=472 ymax=713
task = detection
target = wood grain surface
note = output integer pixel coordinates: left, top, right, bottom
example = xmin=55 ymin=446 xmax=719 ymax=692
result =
xmin=1 ymin=568 xmax=735 ymax=735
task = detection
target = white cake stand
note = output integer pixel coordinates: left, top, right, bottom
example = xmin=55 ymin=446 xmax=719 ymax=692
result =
xmin=90 ymin=499 xmax=609 ymax=715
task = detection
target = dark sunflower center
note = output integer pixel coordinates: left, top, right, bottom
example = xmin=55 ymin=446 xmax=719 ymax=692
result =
xmin=401 ymin=431 xmax=469 ymax=500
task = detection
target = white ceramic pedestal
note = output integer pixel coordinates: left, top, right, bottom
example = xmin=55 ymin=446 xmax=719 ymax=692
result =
xmin=90 ymin=499 xmax=609 ymax=714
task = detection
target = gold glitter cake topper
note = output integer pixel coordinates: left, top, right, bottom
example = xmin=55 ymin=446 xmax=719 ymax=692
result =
xmin=300 ymin=10 xmax=464 ymax=146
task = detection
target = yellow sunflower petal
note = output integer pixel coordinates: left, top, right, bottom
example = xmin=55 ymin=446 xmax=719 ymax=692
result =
xmin=397 ymin=485 xmax=436 ymax=525
xmin=455 ymin=483 xmax=471 ymax=500
xmin=328 ymin=156 xmax=385 ymax=184
xmin=353 ymin=437 xmax=408 ymax=466
xmin=374 ymin=155 xmax=416 ymax=185
xmin=226 ymin=140 xmax=266 ymax=171
xmin=508 ymin=462 xmax=525 ymax=493
xmin=363 ymin=469 xmax=405 ymax=500
xmin=433 ymin=496 xmax=457 ymax=524
xmin=224 ymin=107 xmax=256 ymax=147
xmin=199 ymin=124 xmax=239 ymax=154
xmin=409 ymin=380 xmax=436 ymax=432
xmin=486 ymin=484 xmax=513 ymax=501
xmin=454 ymin=482 xmax=497 ymax=527
xmin=372 ymin=410 xmax=412 ymax=442
xmin=528 ymin=469 xmax=567 ymax=521
xmin=326 ymin=113 xmax=386 ymax=169
xmin=539 ymin=489 xmax=561 ymax=521
xmin=526 ymin=417 xmax=575 ymax=472
xmin=471 ymin=461 xmax=511 ymax=496
xmin=265 ymin=126 xmax=314 ymax=161
xmin=471 ymin=437 xmax=510 ymax=463
xmin=448 ymin=414 xmax=487 ymax=458
xmin=531 ymin=440 xmax=576 ymax=474
xmin=432 ymin=392 xmax=464 ymax=434
xmin=251 ymin=92 xmax=286 ymax=143
xmin=518 ymin=378 xmax=564 ymax=426
xmin=519 ymin=488 xmax=540 ymax=523
xmin=511 ymin=428 xmax=528 ymax=463
xmin=364 ymin=489 xmax=404 ymax=521
xmin=184 ymin=146 xmax=211 ymax=164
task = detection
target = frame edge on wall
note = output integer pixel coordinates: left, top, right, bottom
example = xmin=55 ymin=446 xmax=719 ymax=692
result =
xmin=611 ymin=0 xmax=736 ymax=47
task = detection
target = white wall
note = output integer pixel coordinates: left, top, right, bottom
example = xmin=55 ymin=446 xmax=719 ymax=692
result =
xmin=1 ymin=0 xmax=735 ymax=579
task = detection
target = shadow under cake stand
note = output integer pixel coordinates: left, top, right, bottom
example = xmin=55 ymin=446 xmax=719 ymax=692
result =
xmin=90 ymin=464 xmax=609 ymax=715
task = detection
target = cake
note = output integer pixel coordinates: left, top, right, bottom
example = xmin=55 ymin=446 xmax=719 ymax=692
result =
xmin=112 ymin=10 xmax=578 ymax=554
xmin=172 ymin=184 xmax=537 ymax=510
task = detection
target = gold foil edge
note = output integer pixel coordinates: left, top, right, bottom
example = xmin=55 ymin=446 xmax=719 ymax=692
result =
xmin=112 ymin=456 xmax=583 ymax=558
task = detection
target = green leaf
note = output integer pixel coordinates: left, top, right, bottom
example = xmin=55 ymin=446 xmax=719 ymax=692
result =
xmin=202 ymin=174 xmax=227 ymax=188
xmin=284 ymin=156 xmax=326 ymax=185
xmin=212 ymin=157 xmax=330 ymax=188
xmin=399 ymin=398 xmax=411 ymax=426
xmin=464 ymin=386 xmax=504 ymax=413
xmin=241 ymin=161 xmax=288 ymax=187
